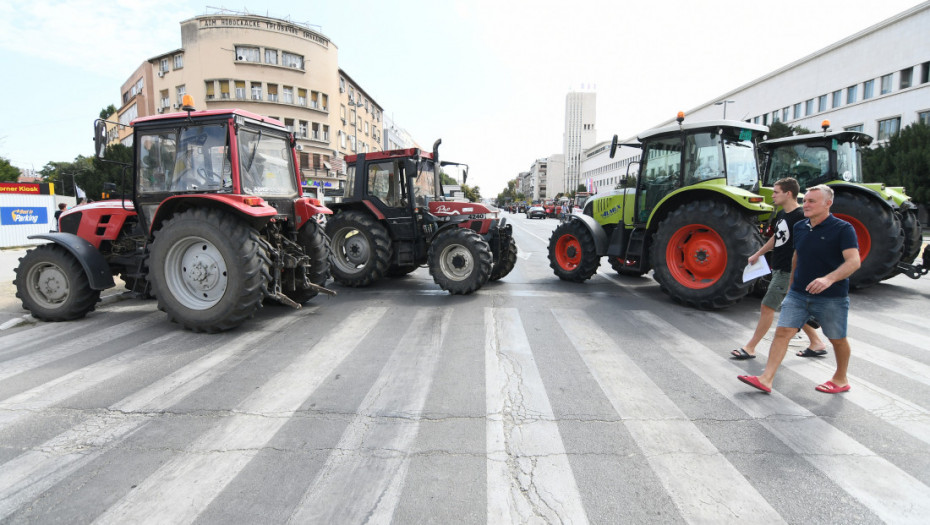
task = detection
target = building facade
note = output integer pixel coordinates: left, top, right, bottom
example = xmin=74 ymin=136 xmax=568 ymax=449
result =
xmin=383 ymin=115 xmax=419 ymax=151
xmin=563 ymin=91 xmax=597 ymax=194
xmin=114 ymin=11 xmax=384 ymax=192
xmin=580 ymin=141 xmax=640 ymax=195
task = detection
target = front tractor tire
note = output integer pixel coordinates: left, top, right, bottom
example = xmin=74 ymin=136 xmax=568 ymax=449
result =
xmin=14 ymin=244 xmax=100 ymax=321
xmin=147 ymin=208 xmax=267 ymax=333
xmin=548 ymin=220 xmax=600 ymax=282
xmin=326 ymin=211 xmax=392 ymax=287
xmin=284 ymin=220 xmax=332 ymax=304
xmin=651 ymin=201 xmax=760 ymax=310
xmin=831 ymin=191 xmax=903 ymax=289
xmin=490 ymin=235 xmax=518 ymax=281
xmin=428 ymin=228 xmax=493 ymax=294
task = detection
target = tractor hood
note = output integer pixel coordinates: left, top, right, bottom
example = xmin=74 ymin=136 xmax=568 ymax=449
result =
xmin=428 ymin=201 xmax=498 ymax=218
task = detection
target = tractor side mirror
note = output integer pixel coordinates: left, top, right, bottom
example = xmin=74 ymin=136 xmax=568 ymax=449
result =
xmin=94 ymin=119 xmax=108 ymax=159
xmin=462 ymin=166 xmax=468 ymax=186
xmin=609 ymin=134 xmax=619 ymax=159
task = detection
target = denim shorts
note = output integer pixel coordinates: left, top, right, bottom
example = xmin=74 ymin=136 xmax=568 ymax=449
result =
xmin=777 ymin=289 xmax=850 ymax=339
xmin=761 ymin=270 xmax=790 ymax=311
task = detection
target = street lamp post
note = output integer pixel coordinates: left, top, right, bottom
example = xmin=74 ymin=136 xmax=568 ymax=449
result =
xmin=714 ymin=100 xmax=735 ymax=119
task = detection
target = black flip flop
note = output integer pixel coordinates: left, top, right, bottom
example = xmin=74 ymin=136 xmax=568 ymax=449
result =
xmin=731 ymin=348 xmax=756 ymax=360
xmin=797 ymin=348 xmax=827 ymax=358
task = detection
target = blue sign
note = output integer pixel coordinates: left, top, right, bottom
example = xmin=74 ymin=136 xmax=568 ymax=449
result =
xmin=1 ymin=207 xmax=48 ymax=225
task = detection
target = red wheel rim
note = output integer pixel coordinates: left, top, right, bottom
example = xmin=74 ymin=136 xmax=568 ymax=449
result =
xmin=833 ymin=213 xmax=870 ymax=261
xmin=555 ymin=234 xmax=582 ymax=271
xmin=665 ymin=224 xmax=727 ymax=289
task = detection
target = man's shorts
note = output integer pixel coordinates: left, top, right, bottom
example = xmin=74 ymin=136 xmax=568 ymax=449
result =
xmin=761 ymin=270 xmax=790 ymax=311
xmin=777 ymin=289 xmax=850 ymax=339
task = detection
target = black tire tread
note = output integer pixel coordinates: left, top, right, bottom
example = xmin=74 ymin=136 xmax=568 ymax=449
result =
xmin=490 ymin=236 xmax=518 ymax=281
xmin=547 ymin=220 xmax=601 ymax=282
xmin=326 ymin=210 xmax=392 ymax=287
xmin=831 ymin=191 xmax=903 ymax=289
xmin=14 ymin=244 xmax=100 ymax=321
xmin=428 ymin=228 xmax=493 ymax=294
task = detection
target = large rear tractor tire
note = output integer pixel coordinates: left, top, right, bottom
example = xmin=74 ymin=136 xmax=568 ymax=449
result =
xmin=490 ymin=235 xmax=518 ymax=281
xmin=548 ymin=220 xmax=601 ymax=282
xmin=651 ymin=201 xmax=761 ymax=309
xmin=147 ymin=208 xmax=266 ymax=333
xmin=14 ymin=244 xmax=100 ymax=321
xmin=428 ymin=228 xmax=493 ymax=294
xmin=284 ymin=220 xmax=332 ymax=304
xmin=326 ymin=211 xmax=392 ymax=287
xmin=883 ymin=208 xmax=923 ymax=281
xmin=831 ymin=191 xmax=903 ymax=289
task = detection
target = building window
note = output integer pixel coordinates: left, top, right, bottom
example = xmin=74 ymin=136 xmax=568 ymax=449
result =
xmin=205 ymin=82 xmax=215 ymax=100
xmin=283 ymin=86 xmax=293 ymax=104
xmin=900 ymin=68 xmax=913 ymax=89
xmin=918 ymin=111 xmax=930 ymax=126
xmin=311 ymin=122 xmax=319 ymax=140
xmin=844 ymin=124 xmax=863 ymax=132
xmin=339 ymin=77 xmax=345 ymax=93
xmin=321 ymin=94 xmax=328 ymax=111
xmin=235 ymin=81 xmax=246 ymax=99
xmin=762 ymin=113 xmax=769 ymax=125
xmin=176 ymin=85 xmax=186 ymax=105
xmin=753 ymin=116 xmax=759 ymax=124
xmin=322 ymin=125 xmax=329 ymax=141
xmin=832 ymin=90 xmax=842 ymax=108
xmin=251 ymin=83 xmax=262 ymax=101
xmin=805 ymin=99 xmax=814 ymax=116
xmin=160 ymin=58 xmax=169 ymax=72
xmin=782 ymin=107 xmax=790 ymax=122
xmin=236 ymin=46 xmax=260 ymax=62
xmin=159 ymin=90 xmax=169 ymax=108
xmin=265 ymin=49 xmax=278 ymax=65
xmin=174 ymin=54 xmax=183 ymax=70
xmin=267 ymin=84 xmax=278 ymax=102
xmin=922 ymin=62 xmax=930 ymax=84
xmin=880 ymin=74 xmax=893 ymax=95
xmin=818 ymin=94 xmax=828 ymax=112
xmin=311 ymin=91 xmax=320 ymax=109
xmin=297 ymin=88 xmax=307 ymax=106
xmin=877 ymin=117 xmax=901 ymax=141
xmin=220 ymin=81 xmax=230 ymax=99
xmin=847 ymin=85 xmax=858 ymax=104
xmin=282 ymin=52 xmax=304 ymax=69
xmin=863 ymin=79 xmax=875 ymax=99
xmin=793 ymin=103 xmax=802 ymax=119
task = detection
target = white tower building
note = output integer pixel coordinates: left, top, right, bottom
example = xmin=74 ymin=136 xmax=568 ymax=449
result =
xmin=563 ymin=90 xmax=597 ymax=194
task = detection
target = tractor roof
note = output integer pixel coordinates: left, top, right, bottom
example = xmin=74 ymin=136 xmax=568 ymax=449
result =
xmin=638 ymin=120 xmax=769 ymax=141
xmin=345 ymin=148 xmax=435 ymax=164
xmin=132 ymin=109 xmax=286 ymax=130
xmin=760 ymin=130 xmax=873 ymax=148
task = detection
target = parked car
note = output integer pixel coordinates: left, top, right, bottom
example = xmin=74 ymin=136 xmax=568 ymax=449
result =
xmin=526 ymin=206 xmax=547 ymax=219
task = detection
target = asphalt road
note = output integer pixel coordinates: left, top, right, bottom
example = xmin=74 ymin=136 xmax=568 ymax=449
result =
xmin=1 ymin=213 xmax=929 ymax=523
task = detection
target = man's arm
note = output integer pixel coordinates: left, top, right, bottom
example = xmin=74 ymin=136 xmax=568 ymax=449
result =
xmin=749 ymin=235 xmax=776 ymax=264
xmin=805 ymin=247 xmax=861 ymax=294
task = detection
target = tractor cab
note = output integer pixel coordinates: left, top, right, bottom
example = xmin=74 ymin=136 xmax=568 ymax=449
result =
xmin=759 ymin=126 xmax=871 ymax=190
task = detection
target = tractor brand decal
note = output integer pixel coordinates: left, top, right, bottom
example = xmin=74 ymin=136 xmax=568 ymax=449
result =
xmin=434 ymin=205 xmax=460 ymax=215
xmin=600 ymin=204 xmax=622 ymax=219
xmin=2 ymin=207 xmax=48 ymax=225
xmin=467 ymin=214 xmax=486 ymax=220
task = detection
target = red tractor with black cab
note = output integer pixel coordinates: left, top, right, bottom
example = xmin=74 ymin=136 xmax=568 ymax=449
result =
xmin=14 ymin=96 xmax=334 ymax=332
xmin=326 ymin=140 xmax=516 ymax=294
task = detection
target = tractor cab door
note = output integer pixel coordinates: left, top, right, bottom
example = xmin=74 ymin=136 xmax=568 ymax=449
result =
xmin=364 ymin=159 xmax=417 ymax=240
xmin=635 ymin=136 xmax=682 ymax=224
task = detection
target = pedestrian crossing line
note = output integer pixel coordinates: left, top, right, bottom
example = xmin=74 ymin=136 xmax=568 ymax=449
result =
xmin=485 ymin=307 xmax=589 ymax=524
xmin=0 ymin=331 xmax=187 ymax=429
xmin=632 ymin=311 xmax=930 ymax=524
xmin=0 ymin=313 xmax=164 ymax=386
xmin=0 ymin=317 xmax=89 ymax=358
xmin=0 ymin=313 xmax=311 ymax=521
xmin=555 ymin=308 xmax=783 ymax=523
xmin=288 ymin=308 xmax=453 ymax=523
xmin=595 ymin=269 xmax=647 ymax=297
xmin=688 ymin=310 xmax=930 ymax=447
xmin=844 ymin=338 xmax=930 ymax=390
xmin=847 ymin=311 xmax=930 ymax=352
xmin=92 ymin=307 xmax=388 ymax=525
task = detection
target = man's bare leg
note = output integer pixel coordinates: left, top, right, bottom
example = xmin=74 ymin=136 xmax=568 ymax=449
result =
xmin=828 ymin=337 xmax=851 ymax=387
xmin=757 ymin=326 xmax=797 ymax=389
xmin=801 ymin=323 xmax=826 ymax=351
xmin=740 ymin=305 xmax=775 ymax=355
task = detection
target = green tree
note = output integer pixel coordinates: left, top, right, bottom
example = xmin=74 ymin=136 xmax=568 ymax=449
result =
xmin=862 ymin=122 xmax=930 ymax=203
xmin=99 ymin=104 xmax=118 ymax=120
xmin=0 ymin=156 xmax=20 ymax=182
xmin=462 ymin=184 xmax=481 ymax=202
xmin=767 ymin=121 xmax=812 ymax=139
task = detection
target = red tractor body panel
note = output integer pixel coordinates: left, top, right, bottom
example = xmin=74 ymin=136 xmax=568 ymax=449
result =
xmin=58 ymin=200 xmax=136 ymax=249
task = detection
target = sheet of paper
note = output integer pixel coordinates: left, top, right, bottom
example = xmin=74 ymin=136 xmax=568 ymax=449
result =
xmin=742 ymin=257 xmax=771 ymax=283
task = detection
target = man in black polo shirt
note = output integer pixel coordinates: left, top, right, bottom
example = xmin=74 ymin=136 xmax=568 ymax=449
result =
xmin=738 ymin=184 xmax=860 ymax=394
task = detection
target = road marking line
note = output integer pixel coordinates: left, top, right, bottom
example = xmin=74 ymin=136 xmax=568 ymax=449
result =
xmin=289 ymin=308 xmax=452 ymax=523
xmin=847 ymin=311 xmax=930 ymax=353
xmin=555 ymin=308 xmax=783 ymax=522
xmin=633 ymin=310 xmax=930 ymax=524
xmin=485 ymin=307 xmax=589 ymax=524
xmin=92 ymin=307 xmax=388 ymax=525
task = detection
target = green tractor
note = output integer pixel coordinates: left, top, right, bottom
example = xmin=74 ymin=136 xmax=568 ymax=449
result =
xmin=758 ymin=122 xmax=925 ymax=287
xmin=548 ymin=113 xmax=772 ymax=309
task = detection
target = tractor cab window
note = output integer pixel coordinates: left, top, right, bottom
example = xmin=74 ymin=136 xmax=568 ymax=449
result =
xmin=835 ymin=141 xmax=863 ymax=183
xmin=237 ymin=128 xmax=298 ymax=197
xmin=684 ymin=132 xmax=723 ymax=185
xmin=367 ymin=161 xmax=405 ymax=208
xmin=767 ymin=144 xmax=829 ymax=189
xmin=722 ymin=133 xmax=759 ymax=191
xmin=413 ymin=160 xmax=437 ymax=206
xmin=637 ymin=137 xmax=682 ymax=222
xmin=138 ymin=125 xmax=230 ymax=193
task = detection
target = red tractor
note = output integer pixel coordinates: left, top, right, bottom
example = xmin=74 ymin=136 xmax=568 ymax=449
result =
xmin=326 ymin=140 xmax=516 ymax=294
xmin=14 ymin=97 xmax=334 ymax=332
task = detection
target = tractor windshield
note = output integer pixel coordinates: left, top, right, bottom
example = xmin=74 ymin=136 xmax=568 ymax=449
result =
xmin=723 ymin=135 xmax=759 ymax=191
xmin=138 ymin=124 xmax=230 ymax=193
xmin=766 ymin=143 xmax=830 ymax=189
xmin=683 ymin=130 xmax=759 ymax=191
xmin=237 ymin=128 xmax=298 ymax=197
xmin=413 ymin=159 xmax=438 ymax=206
xmin=835 ymin=140 xmax=864 ymax=183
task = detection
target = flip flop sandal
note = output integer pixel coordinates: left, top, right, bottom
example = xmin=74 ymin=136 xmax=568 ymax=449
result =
xmin=737 ymin=375 xmax=771 ymax=393
xmin=731 ymin=348 xmax=756 ymax=360
xmin=797 ymin=348 xmax=828 ymax=358
xmin=815 ymin=381 xmax=851 ymax=394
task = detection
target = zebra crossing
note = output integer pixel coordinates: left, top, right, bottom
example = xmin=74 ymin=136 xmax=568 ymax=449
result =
xmin=0 ymin=284 xmax=928 ymax=523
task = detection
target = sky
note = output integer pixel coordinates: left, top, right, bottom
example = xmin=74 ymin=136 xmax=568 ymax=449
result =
xmin=0 ymin=0 xmax=924 ymax=197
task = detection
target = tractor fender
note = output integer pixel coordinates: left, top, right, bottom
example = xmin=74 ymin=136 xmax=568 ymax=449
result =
xmin=568 ymin=214 xmax=609 ymax=256
xmin=823 ymin=182 xmax=894 ymax=211
xmin=27 ymin=233 xmax=116 ymax=290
